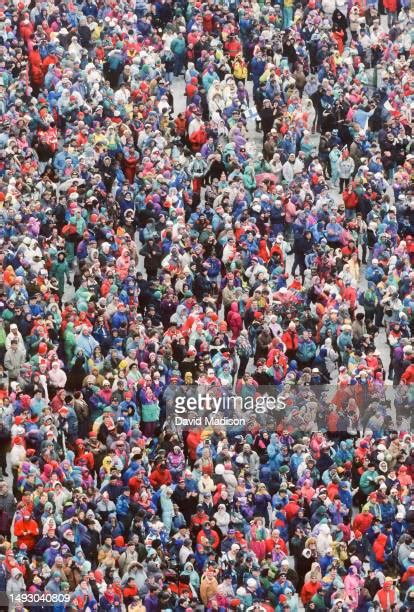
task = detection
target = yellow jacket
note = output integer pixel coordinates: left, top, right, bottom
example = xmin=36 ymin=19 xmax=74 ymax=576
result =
xmin=233 ymin=59 xmax=248 ymax=80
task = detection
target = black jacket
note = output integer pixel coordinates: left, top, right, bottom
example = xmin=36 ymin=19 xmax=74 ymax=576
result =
xmin=293 ymin=235 xmax=314 ymax=256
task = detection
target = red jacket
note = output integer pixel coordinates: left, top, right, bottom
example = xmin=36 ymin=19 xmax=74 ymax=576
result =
xmin=28 ymin=49 xmax=43 ymax=69
xmin=301 ymin=580 xmax=322 ymax=604
xmin=265 ymin=536 xmax=288 ymax=555
xmin=128 ymin=475 xmax=145 ymax=496
xmin=281 ymin=330 xmax=298 ymax=352
xmin=258 ymin=239 xmax=270 ymax=263
xmin=383 ymin=0 xmax=397 ymax=11
xmin=30 ymin=63 xmax=45 ymax=86
xmin=74 ymin=450 xmax=94 ymax=471
xmin=191 ymin=511 xmax=210 ymax=529
xmin=376 ymin=585 xmax=397 ymax=609
xmin=189 ymin=127 xmax=207 ymax=152
xmin=402 ymin=364 xmax=414 ymax=384
xmin=197 ymin=527 xmax=220 ymax=549
xmin=14 ymin=517 xmax=39 ymax=551
xmin=19 ymin=20 xmax=34 ymax=42
xmin=327 ymin=482 xmax=339 ymax=501
xmin=343 ymin=286 xmax=357 ymax=309
xmin=353 ymin=511 xmax=373 ymax=534
xmin=225 ymin=39 xmax=242 ymax=59
xmin=343 ymin=190 xmax=358 ymax=209
xmin=186 ymin=81 xmax=198 ymax=99
xmin=227 ymin=303 xmax=243 ymax=337
xmin=372 ymin=533 xmax=387 ymax=563
xmin=123 ymin=584 xmax=138 ymax=600
xmin=203 ymin=13 xmax=214 ymax=33
xmin=186 ymin=430 xmax=201 ymax=462
xmin=266 ymin=350 xmax=288 ymax=373
xmin=149 ymin=467 xmax=172 ymax=490
xmin=284 ymin=500 xmax=300 ymax=522
xmin=269 ymin=243 xmax=284 ymax=264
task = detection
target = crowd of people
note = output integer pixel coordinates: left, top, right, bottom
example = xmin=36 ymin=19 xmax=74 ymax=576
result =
xmin=1 ymin=0 xmax=414 ymax=609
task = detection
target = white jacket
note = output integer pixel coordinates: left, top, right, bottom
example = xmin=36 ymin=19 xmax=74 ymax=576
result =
xmin=322 ymin=0 xmax=336 ymax=14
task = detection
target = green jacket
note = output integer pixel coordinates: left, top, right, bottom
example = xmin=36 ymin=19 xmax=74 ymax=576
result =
xmin=141 ymin=402 xmax=160 ymax=423
xmin=359 ymin=469 xmax=379 ymax=495
xmin=170 ymin=37 xmax=186 ymax=55
xmin=243 ymin=167 xmax=257 ymax=191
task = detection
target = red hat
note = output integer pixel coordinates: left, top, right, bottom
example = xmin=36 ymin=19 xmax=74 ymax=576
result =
xmin=38 ymin=343 xmax=48 ymax=355
xmin=114 ymin=536 xmax=125 ymax=547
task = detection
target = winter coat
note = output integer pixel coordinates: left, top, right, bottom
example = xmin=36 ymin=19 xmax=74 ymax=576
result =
xmin=338 ymin=157 xmax=355 ymax=179
xmin=6 ymin=568 xmax=26 ymax=597
xmin=297 ymin=338 xmax=317 ymax=363
xmin=141 ymin=402 xmax=160 ymax=422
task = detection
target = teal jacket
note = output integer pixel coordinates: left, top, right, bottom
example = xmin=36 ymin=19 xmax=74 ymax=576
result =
xmin=141 ymin=402 xmax=160 ymax=422
xmin=171 ymin=37 xmax=186 ymax=55
xmin=296 ymin=338 xmax=316 ymax=363
xmin=359 ymin=469 xmax=379 ymax=495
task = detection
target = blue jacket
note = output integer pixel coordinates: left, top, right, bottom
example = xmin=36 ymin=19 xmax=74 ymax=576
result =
xmin=296 ymin=338 xmax=316 ymax=363
xmin=250 ymin=57 xmax=266 ymax=84
xmin=116 ymin=494 xmax=130 ymax=518
xmin=365 ymin=264 xmax=383 ymax=284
